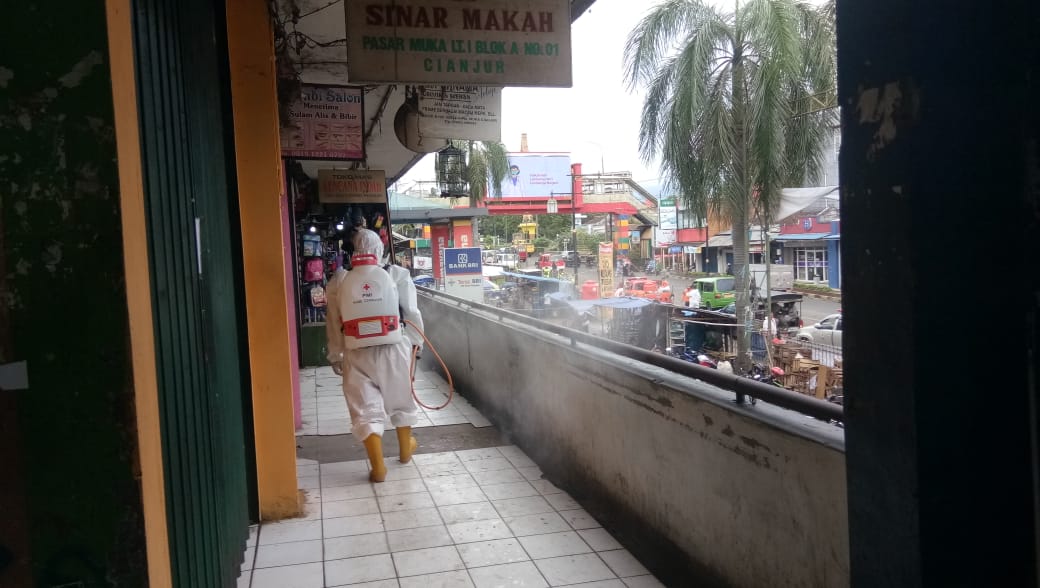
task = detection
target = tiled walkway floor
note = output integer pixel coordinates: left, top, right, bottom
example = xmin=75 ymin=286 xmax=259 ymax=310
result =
xmin=243 ymin=366 xmax=664 ymax=587
xmin=297 ymin=365 xmax=491 ymax=436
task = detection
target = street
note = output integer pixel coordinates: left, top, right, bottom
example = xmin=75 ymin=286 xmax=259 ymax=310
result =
xmin=568 ymin=263 xmax=841 ymax=325
xmin=799 ymin=296 xmax=842 ymax=326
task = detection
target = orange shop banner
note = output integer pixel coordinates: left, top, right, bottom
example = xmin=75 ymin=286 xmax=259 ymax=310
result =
xmin=318 ymin=169 xmax=387 ymax=204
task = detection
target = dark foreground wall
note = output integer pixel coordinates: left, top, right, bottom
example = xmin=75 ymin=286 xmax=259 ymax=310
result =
xmin=419 ymin=293 xmax=848 ymax=588
xmin=0 ymin=3 xmax=146 ymax=585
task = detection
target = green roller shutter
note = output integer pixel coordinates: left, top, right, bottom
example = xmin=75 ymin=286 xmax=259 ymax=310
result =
xmin=131 ymin=0 xmax=253 ymax=585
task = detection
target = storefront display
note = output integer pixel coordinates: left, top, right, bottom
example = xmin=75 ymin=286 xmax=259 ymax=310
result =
xmin=794 ymin=247 xmax=828 ymax=282
xmin=285 ymin=161 xmax=396 ymax=366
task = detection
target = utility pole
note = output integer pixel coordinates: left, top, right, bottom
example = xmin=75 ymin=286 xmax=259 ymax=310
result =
xmin=552 ymin=190 xmax=580 ymax=287
xmin=571 ymin=200 xmax=578 ymax=287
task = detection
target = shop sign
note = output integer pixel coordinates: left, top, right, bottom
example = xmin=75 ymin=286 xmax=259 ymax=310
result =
xmin=414 ymin=256 xmax=433 ymax=269
xmin=654 ymin=227 xmax=676 ymax=247
xmin=345 ymin=0 xmax=572 ymax=87
xmin=659 ymin=198 xmax=677 ymax=230
xmin=431 ymin=224 xmax=450 ymax=279
xmin=630 ymin=231 xmax=640 ymax=244
xmin=318 ymin=169 xmax=387 ymax=203
xmin=444 ymin=247 xmax=482 ymax=275
xmin=598 ymin=242 xmax=614 ymax=297
xmin=657 ymin=197 xmax=678 ymax=247
xmin=418 ymin=86 xmax=501 ymax=141
xmin=281 ymin=85 xmax=364 ymax=160
xmin=444 ymin=247 xmax=484 ymax=302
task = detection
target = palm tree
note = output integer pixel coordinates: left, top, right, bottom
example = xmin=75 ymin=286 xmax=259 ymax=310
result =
xmin=624 ymin=0 xmax=836 ymax=371
xmin=456 ymin=140 xmax=510 ymax=207
xmin=453 ymin=140 xmax=509 ymax=244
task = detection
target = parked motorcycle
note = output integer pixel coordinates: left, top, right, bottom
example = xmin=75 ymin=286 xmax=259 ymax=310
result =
xmin=749 ymin=363 xmax=785 ymax=387
xmin=667 ymin=346 xmax=719 ymax=369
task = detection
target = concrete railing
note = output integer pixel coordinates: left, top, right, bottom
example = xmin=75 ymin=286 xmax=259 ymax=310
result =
xmin=418 ymin=291 xmax=849 ymax=588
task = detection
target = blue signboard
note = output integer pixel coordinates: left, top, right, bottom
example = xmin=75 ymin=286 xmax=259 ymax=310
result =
xmin=444 ymin=247 xmax=483 ymax=275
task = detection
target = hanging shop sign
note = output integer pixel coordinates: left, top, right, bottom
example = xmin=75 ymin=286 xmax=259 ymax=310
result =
xmin=598 ymin=242 xmax=614 ymax=297
xmin=345 ymin=0 xmax=572 ymax=87
xmin=318 ymin=169 xmax=387 ymax=203
xmin=418 ymin=86 xmax=502 ymax=141
xmin=281 ymin=85 xmax=365 ymax=160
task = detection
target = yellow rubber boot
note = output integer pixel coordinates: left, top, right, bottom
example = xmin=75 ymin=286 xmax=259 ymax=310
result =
xmin=363 ymin=434 xmax=387 ymax=483
xmin=397 ymin=426 xmax=418 ymax=464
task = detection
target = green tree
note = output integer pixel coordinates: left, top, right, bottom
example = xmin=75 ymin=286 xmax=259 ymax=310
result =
xmin=454 ymin=139 xmax=510 ymax=207
xmin=576 ymin=231 xmax=607 ymax=252
xmin=537 ymin=214 xmax=575 ymax=244
xmin=624 ymin=0 xmax=836 ymax=370
xmin=451 ymin=140 xmax=509 ymax=245
xmin=481 ymin=214 xmax=523 ymax=243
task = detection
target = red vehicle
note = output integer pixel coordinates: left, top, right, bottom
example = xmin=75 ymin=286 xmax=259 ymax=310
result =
xmin=623 ymin=278 xmax=673 ymax=303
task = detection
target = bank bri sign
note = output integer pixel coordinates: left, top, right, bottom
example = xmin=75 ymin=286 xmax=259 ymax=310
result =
xmin=345 ymin=0 xmax=572 ymax=87
xmin=444 ymin=247 xmax=483 ymax=275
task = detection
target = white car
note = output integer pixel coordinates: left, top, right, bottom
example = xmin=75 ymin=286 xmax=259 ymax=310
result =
xmin=796 ymin=313 xmax=843 ymax=347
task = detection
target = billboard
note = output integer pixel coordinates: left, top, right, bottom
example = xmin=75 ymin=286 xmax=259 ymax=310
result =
xmin=656 ymin=197 xmax=678 ymax=247
xmin=499 ymin=153 xmax=571 ymax=198
xmin=345 ymin=0 xmax=572 ymax=87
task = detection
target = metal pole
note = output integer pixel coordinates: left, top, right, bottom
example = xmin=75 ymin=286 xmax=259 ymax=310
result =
xmin=572 ymin=201 xmax=578 ymax=287
xmin=764 ymin=216 xmax=773 ymax=366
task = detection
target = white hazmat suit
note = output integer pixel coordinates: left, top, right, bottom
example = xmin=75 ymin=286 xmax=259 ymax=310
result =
xmin=326 ymin=229 xmax=424 ymax=481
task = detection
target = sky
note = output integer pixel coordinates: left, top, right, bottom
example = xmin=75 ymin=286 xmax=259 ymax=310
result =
xmin=395 ymin=0 xmax=666 ymax=194
xmin=393 ymin=0 xmax=830 ymax=196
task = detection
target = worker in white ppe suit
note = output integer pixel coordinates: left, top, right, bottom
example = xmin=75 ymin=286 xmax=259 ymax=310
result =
xmin=327 ymin=229 xmax=424 ymax=482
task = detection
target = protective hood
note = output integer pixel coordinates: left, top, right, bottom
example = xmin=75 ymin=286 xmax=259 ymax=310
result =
xmin=352 ymin=228 xmax=385 ymax=260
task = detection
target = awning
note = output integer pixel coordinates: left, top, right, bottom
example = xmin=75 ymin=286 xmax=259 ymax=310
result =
xmin=502 ymin=271 xmax=568 ymax=284
xmin=824 ymin=233 xmax=841 ymax=241
xmin=548 ymin=292 xmax=655 ymax=312
xmin=775 ymin=186 xmax=839 ymax=223
xmin=708 ymin=234 xmax=733 ymax=247
xmin=772 ymin=232 xmax=831 ymax=241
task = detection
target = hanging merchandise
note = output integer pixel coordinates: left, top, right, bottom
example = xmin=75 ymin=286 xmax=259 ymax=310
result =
xmin=310 ymin=285 xmax=327 ymax=307
xmin=302 ymin=233 xmax=323 ymax=257
xmin=373 ymin=213 xmax=391 ymax=252
xmin=304 ymin=258 xmax=325 ymax=282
